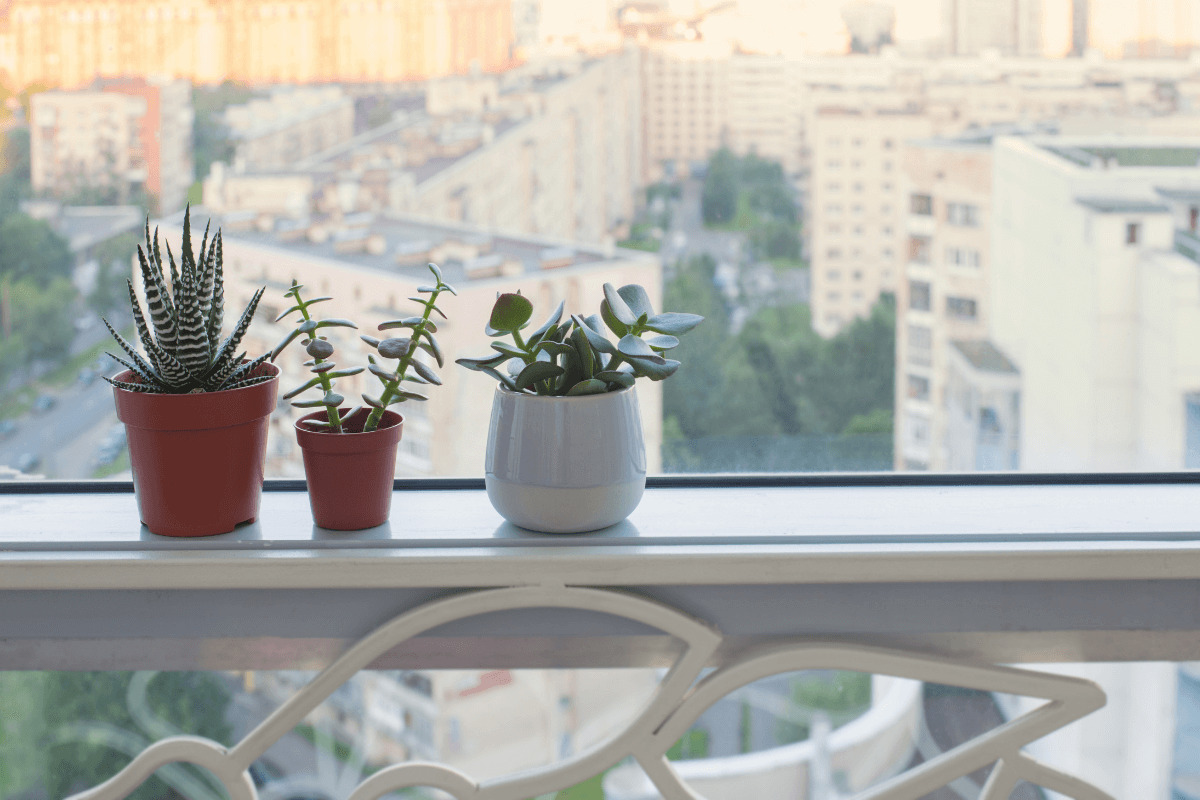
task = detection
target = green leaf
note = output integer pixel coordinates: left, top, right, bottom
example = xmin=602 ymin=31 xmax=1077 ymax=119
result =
xmin=325 ymin=367 xmax=364 ymax=378
xmin=617 ymin=284 xmax=655 ymax=319
xmin=283 ymin=376 xmax=323 ymax=399
xmin=629 ymin=357 xmax=681 ymax=381
xmin=410 ymin=359 xmax=442 ymax=386
xmin=389 ymin=389 xmax=428 ymax=402
xmin=570 ymin=327 xmax=595 ymax=379
xmin=603 ymin=283 xmax=637 ymax=326
xmin=456 ymin=352 xmax=509 ymax=371
xmin=491 ymin=341 xmax=528 ymax=359
xmin=408 ymin=297 xmax=448 ymax=319
xmin=489 ymin=292 xmax=534 ymax=333
xmin=572 ymin=315 xmax=616 ymax=355
xmin=428 ymin=261 xmax=444 ymax=283
xmin=618 ymin=334 xmax=667 ymax=364
xmin=378 ymin=316 xmax=427 ymax=331
xmin=595 ymin=370 xmax=635 ymax=388
xmin=360 ymin=335 xmax=381 ymax=348
xmin=314 ymin=318 xmax=357 ymax=330
xmin=600 ymin=299 xmax=629 ymax=337
xmin=526 ymin=300 xmax=565 ymax=345
xmin=417 ymin=336 xmax=444 ymax=367
xmin=646 ymin=334 xmax=680 ymax=351
xmin=369 ymin=363 xmax=399 ymax=383
xmin=481 ymin=366 xmax=517 ymax=390
xmin=291 ymin=398 xmax=332 ymax=408
xmin=644 ymin=312 xmax=704 ymax=336
xmin=514 ymin=360 xmax=564 ymax=391
xmin=536 ymin=340 xmax=575 ymax=358
xmin=322 ymin=392 xmax=344 ymax=406
xmin=362 ymin=394 xmax=383 ymax=408
xmin=566 ymin=378 xmax=609 ymax=396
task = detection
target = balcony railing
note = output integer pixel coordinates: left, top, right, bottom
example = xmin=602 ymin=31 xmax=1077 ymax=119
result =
xmin=5 ymin=475 xmax=1200 ymax=799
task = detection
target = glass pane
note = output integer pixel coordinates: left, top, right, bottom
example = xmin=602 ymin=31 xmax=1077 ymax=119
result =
xmin=1 ymin=0 xmax=1199 ymax=478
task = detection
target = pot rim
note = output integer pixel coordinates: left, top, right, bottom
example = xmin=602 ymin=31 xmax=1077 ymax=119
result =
xmin=494 ymin=383 xmax=636 ymax=403
xmin=110 ymin=363 xmax=281 ymax=397
xmin=294 ymin=407 xmax=403 ymax=436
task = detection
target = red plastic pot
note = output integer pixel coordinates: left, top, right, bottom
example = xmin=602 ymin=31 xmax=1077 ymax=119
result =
xmin=112 ymin=363 xmax=280 ymax=537
xmin=295 ymin=408 xmax=403 ymax=530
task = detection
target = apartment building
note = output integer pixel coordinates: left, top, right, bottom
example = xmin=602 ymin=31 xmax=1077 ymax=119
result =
xmin=170 ymin=209 xmax=662 ymax=479
xmin=1 ymin=0 xmax=513 ymax=90
xmin=206 ymin=51 xmax=642 ymax=246
xmin=30 ymin=78 xmax=193 ymax=212
xmin=808 ymin=108 xmax=933 ymax=338
xmin=894 ymin=133 xmax=996 ymax=471
xmin=641 ymin=40 xmax=731 ymax=179
xmin=223 ymin=87 xmax=354 ymax=173
xmin=945 ymin=0 xmax=1043 ymax=56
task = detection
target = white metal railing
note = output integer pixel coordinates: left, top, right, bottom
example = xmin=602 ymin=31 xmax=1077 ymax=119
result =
xmin=6 ymin=479 xmax=1200 ymax=798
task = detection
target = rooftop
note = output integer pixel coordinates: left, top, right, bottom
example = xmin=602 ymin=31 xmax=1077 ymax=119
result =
xmin=951 ymin=340 xmax=1019 ymax=375
xmin=1045 ymin=144 xmax=1200 ymax=169
xmin=1075 ymin=196 xmax=1171 ymax=214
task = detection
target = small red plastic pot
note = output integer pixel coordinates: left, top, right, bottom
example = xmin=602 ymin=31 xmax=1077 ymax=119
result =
xmin=112 ymin=363 xmax=280 ymax=537
xmin=295 ymin=408 xmax=403 ymax=530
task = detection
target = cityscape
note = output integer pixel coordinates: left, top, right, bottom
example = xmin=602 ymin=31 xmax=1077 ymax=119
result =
xmin=3 ymin=0 xmax=1200 ymax=798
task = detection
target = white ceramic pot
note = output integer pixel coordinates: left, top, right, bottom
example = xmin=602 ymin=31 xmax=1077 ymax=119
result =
xmin=485 ymin=385 xmax=647 ymax=533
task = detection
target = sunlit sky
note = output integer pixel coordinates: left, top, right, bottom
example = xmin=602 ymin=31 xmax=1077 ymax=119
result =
xmin=541 ymin=0 xmax=1200 ymax=58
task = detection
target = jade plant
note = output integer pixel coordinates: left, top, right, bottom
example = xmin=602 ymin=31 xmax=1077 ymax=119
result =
xmin=456 ymin=283 xmax=702 ymax=395
xmin=103 ymin=207 xmax=271 ymax=394
xmin=272 ymin=263 xmax=456 ymax=432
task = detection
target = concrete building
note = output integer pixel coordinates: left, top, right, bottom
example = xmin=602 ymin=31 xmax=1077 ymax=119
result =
xmin=894 ymin=132 xmax=997 ymax=471
xmin=1 ymin=0 xmax=513 ymax=90
xmin=206 ymin=51 xmax=642 ymax=247
xmin=808 ymin=108 xmax=933 ymax=338
xmin=945 ymin=0 xmax=1042 ymax=56
xmin=159 ymin=208 xmax=662 ymax=479
xmin=223 ymin=87 xmax=354 ymax=173
xmin=30 ymin=78 xmax=193 ymax=213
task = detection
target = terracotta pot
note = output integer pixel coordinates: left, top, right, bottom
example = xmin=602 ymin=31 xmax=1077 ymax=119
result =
xmin=295 ymin=408 xmax=403 ymax=530
xmin=485 ymin=385 xmax=646 ymax=533
xmin=112 ymin=363 xmax=280 ymax=537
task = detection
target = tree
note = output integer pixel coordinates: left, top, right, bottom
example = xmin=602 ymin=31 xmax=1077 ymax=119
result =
xmin=89 ymin=232 xmax=139 ymax=315
xmin=0 ymin=214 xmax=73 ymax=280
xmin=701 ymin=149 xmax=738 ymax=226
xmin=7 ymin=277 xmax=77 ymax=364
xmin=193 ymin=80 xmax=259 ymax=182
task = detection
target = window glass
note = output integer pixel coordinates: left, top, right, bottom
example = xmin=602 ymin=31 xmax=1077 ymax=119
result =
xmin=0 ymin=0 xmax=1196 ymax=482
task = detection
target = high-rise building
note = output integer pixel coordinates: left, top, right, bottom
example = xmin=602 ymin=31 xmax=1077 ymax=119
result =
xmin=2 ymin=0 xmax=514 ymax=90
xmin=945 ymin=0 xmax=1042 ymax=56
xmin=30 ymin=78 xmax=193 ymax=213
xmin=1071 ymin=0 xmax=1089 ymax=55
xmin=222 ymin=87 xmax=354 ymax=173
xmin=808 ymin=107 xmax=933 ymax=338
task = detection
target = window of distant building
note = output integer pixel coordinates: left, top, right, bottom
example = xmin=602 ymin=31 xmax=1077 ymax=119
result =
xmin=1126 ymin=222 xmax=1141 ymax=245
xmin=947 ymin=202 xmax=980 ymax=227
xmin=1190 ymin=206 xmax=1199 ymax=232
xmin=826 ymin=269 xmax=841 ymax=281
xmin=910 ymin=194 xmax=934 ymax=216
xmin=907 ymin=374 xmax=931 ymax=401
xmin=883 ymin=138 xmax=895 ymax=150
xmin=908 ymin=324 xmax=933 ymax=366
xmin=827 ymin=248 xmax=841 ymax=259
xmin=946 ymin=295 xmax=978 ymax=320
xmin=909 ymin=280 xmax=932 ymax=311
xmin=909 ymin=235 xmax=932 ymax=264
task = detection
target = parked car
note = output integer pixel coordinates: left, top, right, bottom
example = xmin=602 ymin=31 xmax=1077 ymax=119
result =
xmin=78 ymin=368 xmax=97 ymax=386
xmin=32 ymin=394 xmax=56 ymax=413
xmin=0 ymin=420 xmax=16 ymax=439
xmin=14 ymin=453 xmax=40 ymax=473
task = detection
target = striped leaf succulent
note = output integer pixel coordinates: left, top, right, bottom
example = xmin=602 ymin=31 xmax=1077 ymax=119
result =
xmin=102 ymin=207 xmax=270 ymax=394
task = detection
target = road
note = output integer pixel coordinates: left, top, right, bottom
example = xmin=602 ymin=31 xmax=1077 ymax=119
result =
xmin=662 ymin=178 xmax=747 ymax=268
xmin=0 ymin=373 xmax=120 ymax=479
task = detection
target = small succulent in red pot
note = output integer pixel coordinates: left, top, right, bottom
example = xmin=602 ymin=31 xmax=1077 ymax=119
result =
xmin=272 ymin=262 xmax=455 ymax=530
xmin=103 ymin=207 xmax=278 ymax=537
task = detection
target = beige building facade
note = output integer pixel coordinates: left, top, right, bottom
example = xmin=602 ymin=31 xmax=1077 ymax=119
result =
xmin=223 ymin=86 xmax=354 ymax=173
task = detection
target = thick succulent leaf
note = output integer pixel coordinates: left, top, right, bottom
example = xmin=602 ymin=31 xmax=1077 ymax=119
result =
xmin=165 ymin=239 xmax=181 ymax=302
xmin=137 ymin=243 xmax=177 ymax=353
xmin=388 ymin=390 xmax=428 ymax=403
xmin=428 ymin=261 xmax=444 ymax=283
xmin=456 ymin=352 xmax=509 ymax=371
xmin=378 ymin=316 xmax=425 ymax=331
xmin=489 ymin=293 xmax=533 ymax=333
xmin=105 ymin=351 xmax=161 ymax=389
xmin=369 ymin=363 xmax=399 ymax=383
xmin=101 ymin=318 xmax=166 ymax=389
xmin=417 ymin=336 xmax=444 ymax=367
xmin=617 ymin=284 xmax=655 ymax=320
xmin=180 ymin=207 xmax=194 ymax=280
xmin=535 ymin=340 xmax=574 ymax=358
xmin=104 ymin=376 xmax=161 ymax=393
xmin=572 ymin=315 xmax=616 ymax=355
xmin=209 ymin=287 xmax=265 ymax=377
xmin=270 ymin=328 xmax=304 ymax=361
xmin=629 ymin=357 xmax=681 ymax=381
xmin=339 ymin=406 xmax=363 ymax=423
xmin=644 ymin=312 xmax=704 ymax=336
xmin=362 ymin=393 xmax=383 ymax=408
xmin=310 ymin=362 xmax=336 ymax=373
xmin=646 ymin=334 xmax=681 ymax=351
xmin=173 ymin=269 xmax=211 ymax=374
xmin=595 ymin=370 xmax=636 ymax=388
xmin=284 ymin=376 xmax=324 ymax=400
xmin=322 ymin=392 xmax=344 ymax=407
xmin=603 ymin=283 xmax=637 ymax=326
xmin=220 ymin=373 xmax=275 ymax=391
xmin=600 ymin=299 xmax=630 ymax=337
xmin=408 ymin=297 xmax=448 ymax=320
xmin=506 ymin=357 xmax=525 ymax=377
xmin=570 ymin=327 xmax=595 ymax=379
xmin=360 ymin=335 xmax=381 ymax=349
xmin=292 ymin=398 xmax=332 ymax=409
xmin=405 ymin=373 xmax=428 ymax=385
xmin=206 ymin=351 xmax=247 ymax=388
xmin=377 ymin=337 xmax=413 ymax=359
xmin=566 ymin=378 xmax=609 ymax=396
xmin=526 ymin=300 xmax=565 ymax=346
xmin=410 ymin=359 xmax=442 ymax=386
xmin=326 ymin=367 xmax=364 ymax=379
xmin=314 ymin=318 xmax=358 ymax=331
xmin=205 ymin=232 xmax=225 ymax=353
xmin=481 ymin=366 xmax=516 ymax=390
xmin=515 ymin=361 xmax=564 ymax=391
xmin=215 ymin=353 xmax=272 ymax=390
xmin=618 ymin=334 xmax=667 ymax=364
xmin=298 ymin=417 xmax=339 ymax=428
xmin=557 ymin=348 xmax=583 ymax=393
xmin=491 ymin=341 xmax=527 ymax=359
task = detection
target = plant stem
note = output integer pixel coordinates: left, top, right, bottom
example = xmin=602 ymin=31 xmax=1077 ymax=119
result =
xmin=364 ymin=286 xmax=445 ymax=432
xmin=296 ymin=294 xmax=342 ymax=432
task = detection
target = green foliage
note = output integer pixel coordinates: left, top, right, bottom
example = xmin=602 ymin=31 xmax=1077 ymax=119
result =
xmin=662 ymin=256 xmax=895 ymax=455
xmin=665 ymin=727 xmax=711 ymax=761
xmin=701 ymin=149 xmax=738 ymax=225
xmin=843 ymin=407 xmax=894 ymax=435
xmin=750 ymin=219 xmax=801 ymax=261
xmin=457 ymin=284 xmax=702 ymax=397
xmin=2 ymin=670 xmax=233 ymax=800
xmin=0 ymin=213 xmax=73 ymax=280
xmin=739 ymin=697 xmax=753 ymax=754
xmin=193 ymin=80 xmax=259 ymax=182
xmin=89 ymin=232 xmax=141 ymax=315
xmin=793 ymin=671 xmax=872 ymax=712
xmin=7 ymin=276 xmax=77 ymax=364
xmin=103 ymin=207 xmax=271 ymax=394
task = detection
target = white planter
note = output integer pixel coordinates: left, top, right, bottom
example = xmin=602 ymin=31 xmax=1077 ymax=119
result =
xmin=484 ymin=385 xmax=647 ymax=533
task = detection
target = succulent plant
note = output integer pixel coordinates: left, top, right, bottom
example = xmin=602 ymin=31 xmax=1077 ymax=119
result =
xmin=456 ymin=283 xmax=702 ymax=396
xmin=270 ymin=281 xmax=363 ymax=432
xmin=271 ymin=263 xmax=455 ymax=434
xmin=102 ymin=207 xmax=270 ymax=394
xmin=358 ymin=263 xmax=456 ymax=432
